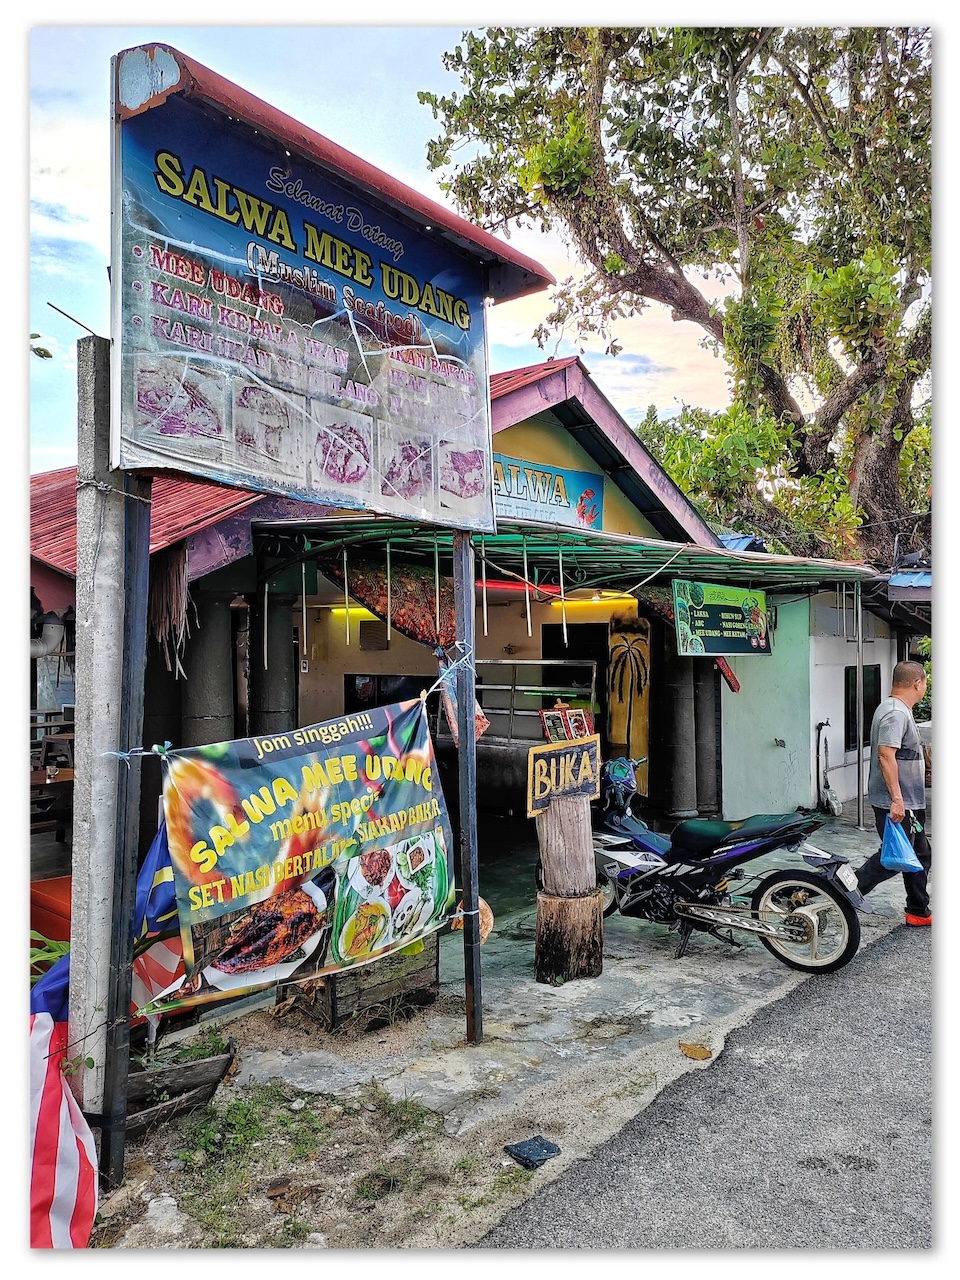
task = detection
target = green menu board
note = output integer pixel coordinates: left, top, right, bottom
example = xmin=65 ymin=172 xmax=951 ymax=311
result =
xmin=672 ymin=580 xmax=771 ymax=656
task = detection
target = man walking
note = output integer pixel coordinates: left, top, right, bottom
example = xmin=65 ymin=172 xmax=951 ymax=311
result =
xmin=855 ymin=660 xmax=931 ymax=925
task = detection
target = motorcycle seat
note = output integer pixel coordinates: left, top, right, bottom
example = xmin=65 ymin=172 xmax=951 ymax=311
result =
xmin=671 ymin=813 xmax=808 ymax=855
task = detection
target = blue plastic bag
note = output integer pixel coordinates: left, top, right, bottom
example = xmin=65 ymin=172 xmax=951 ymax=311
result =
xmin=880 ymin=814 xmax=923 ymax=873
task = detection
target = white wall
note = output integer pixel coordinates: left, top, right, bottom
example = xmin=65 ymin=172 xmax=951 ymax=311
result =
xmin=809 ymin=593 xmax=897 ymax=803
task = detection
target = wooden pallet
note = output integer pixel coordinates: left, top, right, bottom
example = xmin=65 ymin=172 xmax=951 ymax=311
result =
xmin=280 ymin=934 xmax=441 ymax=1032
xmin=124 ymin=1040 xmax=237 ymax=1140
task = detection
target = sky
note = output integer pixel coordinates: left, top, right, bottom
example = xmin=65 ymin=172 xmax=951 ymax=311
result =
xmin=24 ymin=16 xmax=746 ymax=477
xmin=25 ymin=10 xmax=951 ymax=481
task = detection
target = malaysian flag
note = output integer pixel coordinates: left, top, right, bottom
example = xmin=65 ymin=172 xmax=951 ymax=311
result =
xmin=131 ymin=823 xmax=184 ymax=1035
xmin=29 ymin=956 xmax=98 ymax=1248
xmin=30 ymin=823 xmax=184 ymax=1246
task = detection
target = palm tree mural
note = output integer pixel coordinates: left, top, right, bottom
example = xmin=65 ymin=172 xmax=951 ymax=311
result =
xmin=608 ymin=617 xmax=651 ymax=790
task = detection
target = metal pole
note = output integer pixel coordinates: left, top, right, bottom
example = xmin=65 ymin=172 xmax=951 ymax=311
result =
xmin=99 ymin=468 xmax=152 ymax=1188
xmin=855 ymin=579 xmax=866 ymax=829
xmin=452 ymin=531 xmax=482 ymax=1044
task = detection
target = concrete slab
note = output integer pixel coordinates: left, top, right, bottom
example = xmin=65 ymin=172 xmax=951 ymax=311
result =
xmin=235 ymin=809 xmax=918 ymax=1137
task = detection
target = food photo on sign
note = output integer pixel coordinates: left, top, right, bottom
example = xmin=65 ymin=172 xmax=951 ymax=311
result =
xmin=138 ymin=699 xmax=456 ymax=1017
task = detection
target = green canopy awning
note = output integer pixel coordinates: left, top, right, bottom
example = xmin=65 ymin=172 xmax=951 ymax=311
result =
xmin=254 ymin=515 xmax=879 ymax=596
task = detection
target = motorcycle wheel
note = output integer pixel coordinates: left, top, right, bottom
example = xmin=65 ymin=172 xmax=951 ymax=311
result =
xmin=750 ymin=869 xmax=860 ymax=974
xmin=535 ymin=859 xmax=619 ymax=918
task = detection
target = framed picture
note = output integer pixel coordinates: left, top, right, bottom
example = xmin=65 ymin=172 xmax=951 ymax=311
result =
xmin=562 ymin=708 xmax=593 ymax=740
xmin=539 ymin=707 xmax=594 ymax=743
xmin=539 ymin=709 xmax=569 ymax=743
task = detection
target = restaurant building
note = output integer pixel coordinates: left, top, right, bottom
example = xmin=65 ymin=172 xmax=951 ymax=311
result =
xmin=31 ymin=353 xmax=900 ymax=854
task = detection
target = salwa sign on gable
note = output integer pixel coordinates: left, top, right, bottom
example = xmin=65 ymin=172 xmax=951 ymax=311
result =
xmin=493 ymin=453 xmax=604 ymax=530
xmin=109 ymin=46 xmax=550 ymax=533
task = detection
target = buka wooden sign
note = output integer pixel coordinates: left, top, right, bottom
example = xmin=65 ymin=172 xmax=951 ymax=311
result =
xmin=526 ymin=735 xmax=601 ymax=819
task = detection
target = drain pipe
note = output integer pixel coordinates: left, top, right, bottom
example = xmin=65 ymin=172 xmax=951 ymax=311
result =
xmin=855 ymin=579 xmax=866 ymax=830
xmin=30 ymin=612 xmax=65 ymax=658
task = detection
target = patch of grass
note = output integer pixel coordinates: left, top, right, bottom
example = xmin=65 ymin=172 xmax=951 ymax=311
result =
xmin=353 ymin=1155 xmax=427 ymax=1203
xmin=132 ymin=1023 xmax=230 ymax=1070
xmin=459 ymin=1164 xmax=533 ymax=1210
xmin=364 ymin=1081 xmax=441 ymax=1139
xmin=273 ymin=1105 xmax=330 ymax=1158
xmin=275 ymin=1216 xmax=311 ymax=1246
xmin=453 ymin=1153 xmax=479 ymax=1176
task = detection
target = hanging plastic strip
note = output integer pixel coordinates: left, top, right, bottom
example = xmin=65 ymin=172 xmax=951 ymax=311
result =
xmin=434 ymin=536 xmax=441 ymax=637
xmin=343 ymin=547 xmax=350 ymax=646
xmin=558 ymin=541 xmax=568 ymax=646
xmin=263 ymin=580 xmax=269 ymax=669
xmin=386 ymin=539 xmax=392 ymax=640
xmin=480 ymin=534 xmax=489 ymax=637
xmin=522 ymin=537 xmax=533 ymax=638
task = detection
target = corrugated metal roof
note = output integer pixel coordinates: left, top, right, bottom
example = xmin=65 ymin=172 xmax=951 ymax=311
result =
xmin=889 ymin=570 xmax=932 ymax=588
xmin=718 ymin=532 xmax=768 ymax=553
xmin=30 ymin=468 xmax=262 ymax=578
xmin=490 ymin=358 xmax=580 ymax=400
xmin=292 ymin=516 xmax=880 ymax=592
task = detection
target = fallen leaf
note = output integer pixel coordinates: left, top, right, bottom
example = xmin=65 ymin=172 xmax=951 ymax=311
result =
xmin=679 ymin=1041 xmax=713 ymax=1061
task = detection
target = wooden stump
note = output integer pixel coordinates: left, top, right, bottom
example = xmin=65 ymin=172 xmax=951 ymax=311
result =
xmin=536 ymin=795 xmax=595 ymax=895
xmin=534 ymin=793 xmax=602 ymax=983
xmin=534 ymin=888 xmax=603 ymax=983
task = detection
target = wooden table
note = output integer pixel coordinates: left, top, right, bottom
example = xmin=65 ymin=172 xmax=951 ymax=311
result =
xmin=30 ymin=769 xmax=74 ymax=841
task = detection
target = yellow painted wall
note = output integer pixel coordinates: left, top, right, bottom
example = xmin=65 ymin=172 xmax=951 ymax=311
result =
xmin=298 ymin=591 xmax=638 ymax=733
xmin=496 ymin=411 xmax=660 ymax=539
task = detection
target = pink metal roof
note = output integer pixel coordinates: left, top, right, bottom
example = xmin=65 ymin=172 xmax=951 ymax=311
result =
xmin=30 ymin=469 xmax=262 ymax=578
xmin=115 ymin=44 xmax=554 ymax=304
xmin=490 ymin=357 xmax=579 ymax=400
xmin=488 ymin=356 xmax=720 ymax=546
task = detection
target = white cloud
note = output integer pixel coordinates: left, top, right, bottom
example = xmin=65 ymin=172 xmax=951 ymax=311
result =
xmin=487 ymin=222 xmax=735 ymax=414
xmin=30 ymin=107 xmax=111 ymax=258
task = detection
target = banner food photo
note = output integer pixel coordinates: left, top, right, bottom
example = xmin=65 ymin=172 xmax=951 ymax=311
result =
xmin=140 ymin=699 xmax=456 ymax=1016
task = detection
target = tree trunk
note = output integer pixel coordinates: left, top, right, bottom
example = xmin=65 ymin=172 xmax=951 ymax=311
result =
xmin=534 ymin=795 xmax=602 ymax=983
xmin=534 ymin=890 xmax=604 ymax=983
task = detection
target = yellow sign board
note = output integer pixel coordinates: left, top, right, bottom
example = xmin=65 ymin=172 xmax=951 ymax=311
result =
xmin=526 ymin=735 xmax=602 ymax=819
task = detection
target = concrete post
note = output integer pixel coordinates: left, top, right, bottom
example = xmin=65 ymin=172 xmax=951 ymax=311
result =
xmin=70 ymin=335 xmax=152 ymax=1176
xmin=248 ymin=590 xmax=296 ymax=736
xmin=694 ymin=661 xmax=719 ymax=816
xmin=181 ymin=590 xmax=235 ymax=746
xmin=662 ymin=636 xmax=698 ymax=819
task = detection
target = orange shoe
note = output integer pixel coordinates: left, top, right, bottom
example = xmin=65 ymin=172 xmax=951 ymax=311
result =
xmin=905 ymin=913 xmax=932 ymax=926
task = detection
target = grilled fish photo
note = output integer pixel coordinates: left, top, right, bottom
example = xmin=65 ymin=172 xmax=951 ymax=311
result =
xmin=212 ymin=886 xmax=324 ymax=975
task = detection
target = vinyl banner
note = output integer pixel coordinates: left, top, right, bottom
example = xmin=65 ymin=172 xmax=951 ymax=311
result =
xmin=112 ymin=89 xmax=494 ymax=531
xmin=144 ymin=700 xmax=456 ymax=1014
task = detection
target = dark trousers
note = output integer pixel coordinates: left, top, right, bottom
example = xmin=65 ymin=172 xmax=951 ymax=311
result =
xmin=856 ymin=806 xmax=931 ymax=916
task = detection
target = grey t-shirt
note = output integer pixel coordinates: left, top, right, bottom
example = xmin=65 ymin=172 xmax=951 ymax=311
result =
xmin=867 ymin=696 xmax=926 ymax=810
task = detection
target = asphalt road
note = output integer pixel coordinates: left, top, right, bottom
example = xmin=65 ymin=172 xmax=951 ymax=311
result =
xmin=477 ymin=922 xmax=932 ymax=1250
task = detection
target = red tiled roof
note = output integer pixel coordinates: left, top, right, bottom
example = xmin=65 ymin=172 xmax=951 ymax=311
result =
xmin=30 ymin=468 xmax=262 ymax=578
xmin=490 ymin=357 xmax=580 ymax=400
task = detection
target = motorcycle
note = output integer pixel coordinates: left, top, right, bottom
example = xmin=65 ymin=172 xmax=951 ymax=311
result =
xmin=537 ymin=756 xmax=870 ymax=975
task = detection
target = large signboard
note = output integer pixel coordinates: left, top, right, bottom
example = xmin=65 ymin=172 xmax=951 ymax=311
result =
xmin=112 ymin=89 xmax=495 ymax=531
xmin=142 ymin=700 xmax=456 ymax=1014
xmin=493 ymin=453 xmax=604 ymax=530
xmin=672 ymin=580 xmax=771 ymax=656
